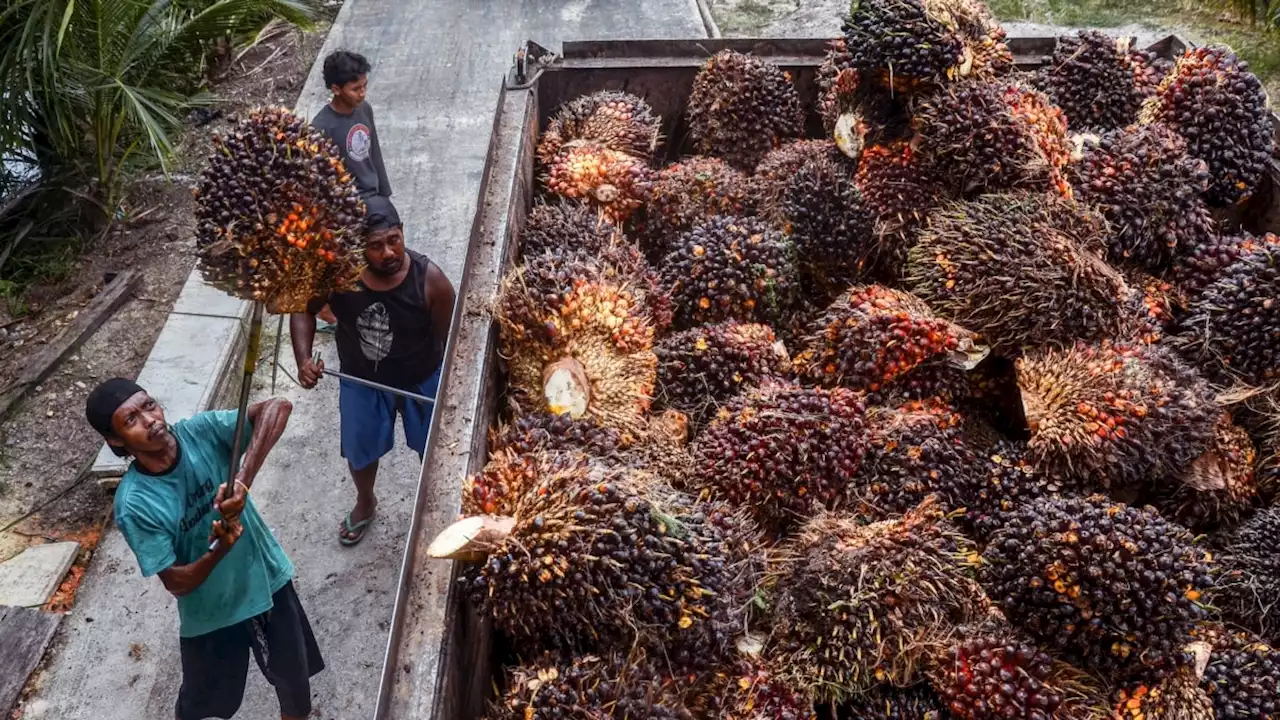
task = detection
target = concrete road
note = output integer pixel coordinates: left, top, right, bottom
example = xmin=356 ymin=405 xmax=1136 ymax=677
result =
xmin=23 ymin=0 xmax=705 ymax=718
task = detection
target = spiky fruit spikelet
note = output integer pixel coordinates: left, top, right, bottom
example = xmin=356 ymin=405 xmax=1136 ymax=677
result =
xmin=660 ymin=215 xmax=798 ymax=329
xmin=1016 ymin=341 xmax=1217 ymax=489
xmin=1172 ymin=231 xmax=1280 ymax=299
xmin=1215 ymin=507 xmax=1280 ymax=643
xmin=1202 ymin=629 xmax=1280 ymax=719
xmin=912 ymin=81 xmax=1071 ymax=197
xmin=448 ymin=466 xmax=758 ymax=668
xmin=1157 ymin=414 xmax=1259 ymax=532
xmin=1069 ymin=125 xmax=1214 ymax=271
xmin=542 ymin=141 xmax=652 ymax=224
xmin=686 ymin=50 xmax=804 ymax=172
xmin=654 ymin=322 xmax=789 ymax=431
xmin=1170 ymin=240 xmax=1280 ymax=386
xmin=792 ymin=285 xmax=988 ymax=397
xmin=520 ymin=200 xmax=621 ymax=258
xmin=1141 ymin=46 xmax=1272 ymax=207
xmin=687 ymin=655 xmax=817 ymax=720
xmin=1034 ymin=31 xmax=1168 ymax=131
xmin=768 ymin=499 xmax=990 ymax=702
xmin=637 ymin=157 xmax=753 ymax=260
xmin=838 ymin=685 xmax=950 ymax=719
xmin=536 ymin=90 xmax=662 ymax=165
xmin=692 ymin=381 xmax=866 ymax=530
xmin=852 ymin=399 xmax=978 ymax=518
xmin=979 ymin=495 xmax=1213 ymax=674
xmin=486 ymin=652 xmax=691 ymax=720
xmin=907 ymin=192 xmax=1129 ymax=355
xmin=194 ymin=106 xmax=365 ymax=312
xmin=855 ymin=140 xmax=946 ymax=242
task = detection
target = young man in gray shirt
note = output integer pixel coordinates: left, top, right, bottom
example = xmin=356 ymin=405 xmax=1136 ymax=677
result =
xmin=312 ymin=50 xmax=392 ymax=200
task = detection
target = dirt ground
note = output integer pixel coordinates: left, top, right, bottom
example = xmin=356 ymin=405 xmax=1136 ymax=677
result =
xmin=0 ymin=20 xmax=334 ymax=576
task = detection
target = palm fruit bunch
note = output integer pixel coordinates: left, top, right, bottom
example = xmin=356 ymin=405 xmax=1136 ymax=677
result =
xmin=520 ymin=200 xmax=621 ymax=258
xmin=1068 ymin=125 xmax=1214 ymax=271
xmin=855 ymin=140 xmax=945 ymax=239
xmin=839 ymin=0 xmax=1011 ymax=91
xmin=956 ymin=439 xmax=1084 ymax=540
xmin=1113 ymin=646 xmax=1215 ymax=720
xmin=768 ymin=499 xmax=990 ymax=702
xmin=541 ymin=141 xmax=652 ymax=224
xmin=1034 ymin=31 xmax=1167 ymax=131
xmin=1215 ymin=507 xmax=1280 ymax=643
xmin=660 ymin=215 xmax=798 ymax=329
xmin=685 ymin=50 xmax=804 ymax=172
xmin=461 ymin=447 xmax=589 ymax=527
xmin=485 ymin=652 xmax=691 ymax=720
xmin=1156 ymin=414 xmax=1259 ymax=532
xmin=440 ymin=466 xmax=755 ymax=668
xmin=637 ymin=157 xmax=753 ymax=259
xmin=692 ymin=381 xmax=866 ymax=530
xmin=978 ymin=495 xmax=1213 ymax=674
xmin=687 ymin=655 xmax=816 ymax=720
xmin=1172 ymin=230 xmax=1280 ymax=299
xmin=814 ymin=43 xmax=912 ymax=157
xmin=536 ymin=90 xmax=662 ymax=165
xmin=194 ymin=106 xmax=365 ymax=313
xmin=1201 ymin=628 xmax=1280 ymax=719
xmin=654 ymin=322 xmax=789 ymax=431
xmin=1120 ymin=271 xmax=1187 ymax=345
xmin=911 ymin=81 xmax=1070 ymax=198
xmin=751 ymin=140 xmax=844 ymax=222
xmin=1016 ymin=341 xmax=1218 ymax=489
xmin=907 ymin=193 xmax=1129 ymax=355
xmin=851 ymin=399 xmax=978 ymax=518
xmin=792 ymin=285 xmax=988 ymax=398
xmin=837 ymin=685 xmax=950 ymax=719
xmin=1140 ymin=46 xmax=1272 ymax=207
xmin=496 ymin=250 xmax=657 ymax=439
xmin=488 ymin=411 xmax=623 ymax=458
xmin=1169 ymin=239 xmax=1280 ymax=386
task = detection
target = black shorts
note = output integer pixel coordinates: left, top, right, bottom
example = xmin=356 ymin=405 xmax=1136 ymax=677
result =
xmin=176 ymin=580 xmax=325 ymax=719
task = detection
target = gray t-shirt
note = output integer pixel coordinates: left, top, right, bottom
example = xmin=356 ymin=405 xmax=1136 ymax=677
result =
xmin=311 ymin=101 xmax=392 ymax=199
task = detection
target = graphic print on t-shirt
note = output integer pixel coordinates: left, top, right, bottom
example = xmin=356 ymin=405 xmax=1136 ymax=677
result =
xmin=357 ymin=302 xmax=393 ymax=365
xmin=347 ymin=123 xmax=372 ymax=162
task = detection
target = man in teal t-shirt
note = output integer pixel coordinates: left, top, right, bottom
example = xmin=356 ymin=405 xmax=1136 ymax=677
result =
xmin=86 ymin=378 xmax=324 ymax=720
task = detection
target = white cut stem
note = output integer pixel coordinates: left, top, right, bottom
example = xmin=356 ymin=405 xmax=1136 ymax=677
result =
xmin=427 ymin=515 xmax=516 ymax=561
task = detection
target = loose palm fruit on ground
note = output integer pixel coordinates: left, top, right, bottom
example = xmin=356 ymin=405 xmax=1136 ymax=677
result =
xmin=1034 ymin=31 xmax=1167 ymax=131
xmin=686 ymin=50 xmax=804 ymax=172
xmin=1156 ymin=414 xmax=1259 ymax=532
xmin=836 ymin=685 xmax=950 ymax=719
xmin=194 ymin=106 xmax=365 ymax=312
xmin=1171 ymin=231 xmax=1280 ymax=300
xmin=519 ymin=200 xmax=622 ymax=258
xmin=908 ymin=193 xmax=1129 ymax=355
xmin=654 ymin=322 xmax=789 ymax=431
xmin=979 ymin=495 xmax=1213 ymax=674
xmin=769 ymin=499 xmax=990 ymax=702
xmin=485 ymin=651 xmax=692 ymax=720
xmin=1141 ymin=45 xmax=1272 ymax=207
xmin=1169 ymin=239 xmax=1280 ymax=386
xmin=536 ymin=90 xmax=662 ymax=164
xmin=1201 ymin=629 xmax=1280 ymax=719
xmin=956 ymin=438 xmax=1085 ymax=540
xmin=852 ymin=399 xmax=977 ymax=518
xmin=1214 ymin=507 xmax=1280 ymax=644
xmin=792 ymin=285 xmax=988 ymax=396
xmin=1016 ymin=341 xmax=1217 ymax=489
xmin=637 ymin=156 xmax=753 ymax=260
xmin=1068 ymin=125 xmax=1214 ymax=271
xmin=542 ymin=140 xmax=652 ymax=224
xmin=660 ymin=215 xmax=798 ymax=329
xmin=692 ymin=381 xmax=866 ymax=531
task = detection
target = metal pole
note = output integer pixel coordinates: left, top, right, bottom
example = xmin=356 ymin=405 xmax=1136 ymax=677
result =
xmin=312 ymin=351 xmax=436 ymax=406
xmin=210 ymin=301 xmax=264 ymax=552
xmin=270 ymin=313 xmax=284 ymax=393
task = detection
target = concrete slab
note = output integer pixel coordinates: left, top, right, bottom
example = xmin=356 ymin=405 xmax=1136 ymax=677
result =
xmin=0 ymin=542 xmax=80 ymax=608
xmin=169 ymin=267 xmax=251 ymax=320
xmin=0 ymin=606 xmax=62 ymax=715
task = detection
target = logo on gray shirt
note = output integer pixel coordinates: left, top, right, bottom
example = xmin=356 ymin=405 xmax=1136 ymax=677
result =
xmin=347 ymin=123 xmax=372 ymax=162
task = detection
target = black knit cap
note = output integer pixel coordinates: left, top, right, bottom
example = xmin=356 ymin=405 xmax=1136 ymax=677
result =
xmin=85 ymin=378 xmax=145 ymax=454
xmin=364 ymin=195 xmax=401 ymax=234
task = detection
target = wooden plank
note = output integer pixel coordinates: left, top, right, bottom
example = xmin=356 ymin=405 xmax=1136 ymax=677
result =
xmin=0 ymin=605 xmax=62 ymax=715
xmin=0 ymin=269 xmax=140 ymax=421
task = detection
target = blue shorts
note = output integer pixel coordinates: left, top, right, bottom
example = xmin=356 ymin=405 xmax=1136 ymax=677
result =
xmin=338 ymin=370 xmax=440 ymax=471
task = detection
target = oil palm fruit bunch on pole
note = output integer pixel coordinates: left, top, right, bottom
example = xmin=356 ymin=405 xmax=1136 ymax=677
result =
xmin=1113 ymin=643 xmax=1215 ymax=720
xmin=792 ymin=285 xmax=988 ymax=398
xmin=1140 ymin=46 xmax=1272 ymax=207
xmin=978 ymin=495 xmax=1213 ymax=674
xmin=1155 ymin=414 xmax=1259 ymax=532
xmin=692 ymin=380 xmax=866 ymax=531
xmin=519 ymin=200 xmax=623 ymax=258
xmin=1171 ymin=231 xmax=1280 ymax=299
xmin=907 ymin=193 xmax=1129 ymax=355
xmin=1200 ymin=628 xmax=1280 ymax=719
xmin=686 ymin=50 xmax=805 ymax=172
xmin=1168 ymin=238 xmax=1280 ymax=386
xmin=839 ymin=685 xmax=951 ymax=719
xmin=541 ymin=141 xmax=653 ymax=224
xmin=433 ymin=465 xmax=758 ymax=669
xmin=654 ymin=321 xmax=789 ymax=431
xmin=484 ymin=651 xmax=692 ymax=720
xmin=194 ymin=106 xmax=366 ymax=313
xmin=1016 ymin=341 xmax=1218 ymax=489
xmin=536 ymin=90 xmax=662 ymax=165
xmin=1068 ymin=125 xmax=1214 ymax=271
xmin=1214 ymin=507 xmax=1280 ymax=644
xmin=636 ymin=156 xmax=753 ymax=260
xmin=768 ymin=498 xmax=990 ymax=702
xmin=1034 ymin=31 xmax=1168 ymax=132
xmin=660 ymin=215 xmax=798 ymax=329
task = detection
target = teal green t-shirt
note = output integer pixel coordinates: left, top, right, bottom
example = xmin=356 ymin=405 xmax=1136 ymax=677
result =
xmin=113 ymin=409 xmax=294 ymax=638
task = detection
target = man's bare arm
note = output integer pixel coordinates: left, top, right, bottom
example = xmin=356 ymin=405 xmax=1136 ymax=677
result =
xmin=236 ymin=398 xmax=292 ymax=489
xmin=156 ymin=521 xmax=241 ymax=597
xmin=425 ymin=262 xmax=456 ymax=362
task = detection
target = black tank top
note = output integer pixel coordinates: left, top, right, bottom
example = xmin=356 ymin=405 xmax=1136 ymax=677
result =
xmin=329 ymin=249 xmax=443 ymax=387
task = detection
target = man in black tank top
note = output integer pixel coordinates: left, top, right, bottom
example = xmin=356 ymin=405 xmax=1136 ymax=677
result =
xmin=289 ymin=197 xmax=455 ymax=546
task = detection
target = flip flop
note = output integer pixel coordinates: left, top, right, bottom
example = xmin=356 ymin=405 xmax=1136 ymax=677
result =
xmin=339 ymin=509 xmax=376 ymax=546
